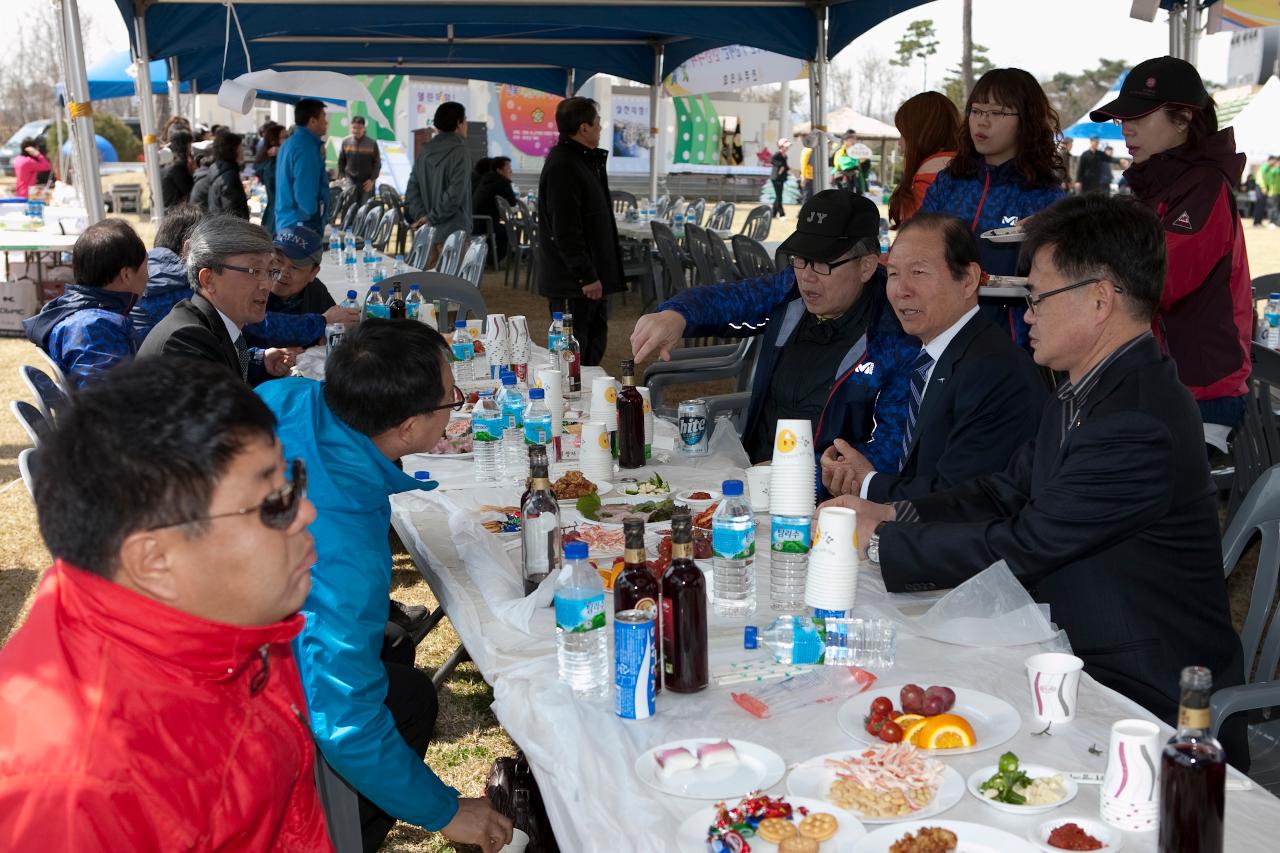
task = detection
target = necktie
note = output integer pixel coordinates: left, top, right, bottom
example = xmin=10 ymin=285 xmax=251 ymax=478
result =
xmin=234 ymin=334 xmax=250 ymax=382
xmin=900 ymin=348 xmax=934 ymax=472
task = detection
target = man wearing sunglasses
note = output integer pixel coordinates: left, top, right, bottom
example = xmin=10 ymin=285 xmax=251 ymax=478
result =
xmin=258 ymin=319 xmax=513 ymax=853
xmin=822 ymin=195 xmax=1247 ymax=765
xmin=139 ymin=214 xmax=303 ymax=383
xmin=632 ymin=190 xmax=918 ymax=474
xmin=0 ymin=359 xmax=333 ymax=849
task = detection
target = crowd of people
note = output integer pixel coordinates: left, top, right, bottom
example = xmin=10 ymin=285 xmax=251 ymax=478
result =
xmin=0 ymin=52 xmax=1268 ymax=847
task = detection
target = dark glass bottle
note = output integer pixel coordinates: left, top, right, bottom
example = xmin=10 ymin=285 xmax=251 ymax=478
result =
xmin=386 ymin=284 xmax=406 ymax=320
xmin=661 ymin=509 xmax=708 ymax=693
xmin=519 ymin=444 xmax=548 ymax=508
xmin=615 ymin=518 xmax=661 ymax=694
xmin=520 ymin=450 xmax=560 ymax=596
xmin=1158 ymin=665 xmax=1225 ymax=853
xmin=617 ymin=359 xmax=645 ymax=469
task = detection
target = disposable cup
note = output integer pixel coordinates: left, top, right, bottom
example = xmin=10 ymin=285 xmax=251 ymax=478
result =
xmin=811 ymin=507 xmax=859 ymax=561
xmin=1025 ymin=652 xmax=1085 ymax=725
xmin=1100 ymin=718 xmax=1162 ymax=832
xmin=745 ymin=465 xmax=771 ymax=512
xmin=579 ymin=421 xmax=612 ymax=458
xmin=499 ymin=828 xmax=530 ymax=853
xmin=591 ymin=376 xmax=619 ymax=412
xmin=771 ymin=419 xmax=816 ymax=466
xmin=466 ymin=318 xmax=483 ymax=341
xmin=638 ymin=387 xmax=654 ymax=447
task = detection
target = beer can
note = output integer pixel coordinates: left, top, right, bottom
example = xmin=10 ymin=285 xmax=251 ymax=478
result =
xmin=325 ymin=323 xmax=346 ymax=356
xmin=615 ymin=609 xmax=656 ymax=720
xmin=677 ymin=399 xmax=710 ymax=456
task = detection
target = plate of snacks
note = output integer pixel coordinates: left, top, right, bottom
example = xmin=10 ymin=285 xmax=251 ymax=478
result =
xmin=574 ymin=494 xmax=679 ymax=526
xmin=636 ymin=739 xmax=785 ymax=800
xmin=676 ymin=793 xmax=866 ymax=851
xmin=967 ymin=752 xmax=1078 ymax=815
xmin=1029 ymin=817 xmax=1121 ymax=852
xmin=837 ymin=684 xmax=1019 ymax=755
xmin=423 ymin=417 xmax=473 ymax=459
xmin=618 ymin=472 xmax=673 ymax=498
xmin=675 ymin=488 xmax=721 ymax=513
xmin=786 ymin=744 xmax=963 ymax=825
xmin=549 ymin=471 xmax=611 ymax=507
xmin=561 ymin=524 xmax=628 ymax=559
xmin=476 ymin=505 xmax=521 ymax=536
xmin=852 ymin=819 xmax=1039 ymax=852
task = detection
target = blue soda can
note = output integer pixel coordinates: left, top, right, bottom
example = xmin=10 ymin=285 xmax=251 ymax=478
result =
xmin=614 ymin=609 xmax=656 ymax=720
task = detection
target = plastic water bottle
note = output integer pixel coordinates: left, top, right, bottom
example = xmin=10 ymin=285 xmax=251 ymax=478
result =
xmin=769 ymin=515 xmax=811 ymax=612
xmin=344 ymin=230 xmax=356 ymax=253
xmin=879 ymin=220 xmax=891 ymax=255
xmin=341 ymin=289 xmax=360 ymax=313
xmin=394 ymin=255 xmax=405 ymax=277
xmin=370 ymin=262 xmax=386 ymax=287
xmin=363 ymin=243 xmax=378 ymax=279
xmin=498 ymin=372 xmax=527 ymax=481
xmin=755 ymin=616 xmax=826 ymax=665
xmin=673 ymin=212 xmax=686 ymax=239
xmin=452 ymin=320 xmax=475 ymax=381
xmin=547 ymin=311 xmax=564 ymax=357
xmin=405 ymin=285 xmax=423 ymax=321
xmin=711 ymin=479 xmax=757 ymax=618
xmin=1267 ymin=293 xmax=1280 ymax=350
xmin=523 ymin=388 xmax=554 ymax=447
xmin=344 ymin=244 xmax=358 ymax=283
xmin=472 ymin=391 xmax=504 ymax=482
xmin=328 ymin=229 xmax=342 ymax=264
xmin=362 ymin=285 xmax=386 ymax=320
xmin=555 ymin=540 xmax=609 ymax=697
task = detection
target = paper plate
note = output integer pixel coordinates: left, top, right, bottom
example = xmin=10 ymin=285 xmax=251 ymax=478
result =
xmin=421 ymin=451 xmax=474 ymax=460
xmin=852 ymin=819 xmax=1040 ymax=852
xmin=836 ymin=686 xmax=1020 ymax=756
xmin=980 ymin=226 xmax=1027 ymax=243
xmin=555 ymin=480 xmax=612 ymax=508
xmin=675 ymin=795 xmax=866 ymax=851
xmin=966 ymin=764 xmax=1078 ymax=815
xmin=787 ymin=749 xmax=964 ymax=824
xmin=635 ymin=738 xmax=785 ymax=800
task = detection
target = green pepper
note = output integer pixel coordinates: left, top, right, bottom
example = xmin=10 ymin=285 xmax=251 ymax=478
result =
xmin=997 ymin=751 xmax=1019 ymax=774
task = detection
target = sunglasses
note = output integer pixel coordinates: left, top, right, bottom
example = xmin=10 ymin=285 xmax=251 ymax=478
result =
xmin=149 ymin=458 xmax=307 ymax=532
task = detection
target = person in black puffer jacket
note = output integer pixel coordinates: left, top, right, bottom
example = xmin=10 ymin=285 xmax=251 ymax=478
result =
xmin=199 ymin=130 xmax=250 ymax=219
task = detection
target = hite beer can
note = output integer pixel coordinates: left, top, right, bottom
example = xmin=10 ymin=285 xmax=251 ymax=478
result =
xmin=614 ymin=609 xmax=656 ymax=720
xmin=677 ymin=398 xmax=710 ymax=456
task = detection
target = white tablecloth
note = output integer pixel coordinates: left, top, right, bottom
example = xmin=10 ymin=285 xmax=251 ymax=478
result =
xmin=615 ymin=216 xmax=732 ymax=242
xmin=388 ymin=450 xmax=1280 ymax=851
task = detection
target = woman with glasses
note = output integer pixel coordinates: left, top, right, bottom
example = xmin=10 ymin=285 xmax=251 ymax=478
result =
xmin=920 ymin=67 xmax=1066 ymax=346
xmin=1090 ymin=55 xmax=1253 ymax=451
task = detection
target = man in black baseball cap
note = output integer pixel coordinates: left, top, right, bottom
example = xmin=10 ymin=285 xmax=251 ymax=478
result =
xmin=242 ymin=224 xmax=360 ymax=348
xmin=1089 ymin=56 xmax=1209 ymax=123
xmin=631 ymin=189 xmax=919 ymax=471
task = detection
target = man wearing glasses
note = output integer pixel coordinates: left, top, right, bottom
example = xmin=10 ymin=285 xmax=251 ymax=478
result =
xmin=0 ymin=359 xmax=334 ymax=848
xmin=242 ymin=224 xmax=361 ymax=349
xmin=632 ymin=190 xmax=918 ymax=471
xmin=824 ymin=195 xmax=1246 ymax=760
xmin=140 ymin=215 xmax=302 ymax=383
xmin=258 ymin=320 xmax=514 ymax=853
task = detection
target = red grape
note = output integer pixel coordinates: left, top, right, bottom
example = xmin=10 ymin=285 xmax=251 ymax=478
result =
xmin=921 ymin=695 xmax=945 ymax=716
xmin=900 ymin=684 xmax=925 ymax=715
xmin=926 ymin=685 xmax=957 ymax=712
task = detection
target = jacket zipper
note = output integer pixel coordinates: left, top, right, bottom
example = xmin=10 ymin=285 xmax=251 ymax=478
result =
xmin=969 ymin=170 xmax=992 ymax=232
xmin=248 ymin=644 xmax=270 ymax=696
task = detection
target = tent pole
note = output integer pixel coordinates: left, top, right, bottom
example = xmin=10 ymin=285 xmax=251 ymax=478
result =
xmin=648 ymin=43 xmax=663 ymax=201
xmin=811 ymin=5 xmax=829 ymax=194
xmin=134 ymin=8 xmax=166 ymax=222
xmin=56 ymin=0 xmax=105 ymax=224
xmin=566 ymin=68 xmax=576 ymax=98
xmin=168 ymin=57 xmax=182 ymax=123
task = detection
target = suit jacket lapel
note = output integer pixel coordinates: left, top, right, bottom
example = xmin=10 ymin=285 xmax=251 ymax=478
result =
xmin=192 ymin=293 xmax=242 ymax=375
xmin=906 ymin=312 xmax=987 ymax=459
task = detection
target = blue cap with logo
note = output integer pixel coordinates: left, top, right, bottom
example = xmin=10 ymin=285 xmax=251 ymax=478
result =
xmin=273 ymin=225 xmax=324 ymax=265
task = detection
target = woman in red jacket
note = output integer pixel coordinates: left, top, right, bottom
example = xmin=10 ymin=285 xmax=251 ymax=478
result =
xmin=13 ymin=137 xmax=50 ymax=199
xmin=888 ymin=91 xmax=959 ymax=228
xmin=1092 ymin=56 xmax=1253 ymax=449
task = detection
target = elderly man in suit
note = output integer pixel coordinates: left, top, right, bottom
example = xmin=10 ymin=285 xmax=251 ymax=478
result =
xmin=824 ymin=194 xmax=1246 ymax=764
xmin=820 ymin=214 xmax=1046 ymax=501
xmin=139 ymin=215 xmax=300 ymax=383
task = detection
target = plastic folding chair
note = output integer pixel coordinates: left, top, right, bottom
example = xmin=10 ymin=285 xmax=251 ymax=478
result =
xmin=731 ymin=235 xmax=776 ymax=279
xmin=611 ymin=190 xmax=638 ymax=214
xmin=369 ymin=207 xmax=401 ymax=253
xmin=34 ymin=349 xmax=70 ymax=395
xmin=405 ymin=224 xmax=437 ymax=271
xmin=706 ymin=201 xmax=735 ymax=232
xmin=683 ymin=198 xmax=706 ymax=228
xmin=455 ymin=237 xmax=489 ymax=286
xmin=739 ymin=204 xmax=773 ymax=241
xmin=18 ymin=365 xmax=68 ymax=422
xmin=432 ymin=230 xmax=469 ymax=277
xmin=650 ymin=220 xmax=694 ymax=301
xmin=355 ymin=205 xmax=385 ymax=242
xmin=706 ymin=230 xmax=742 ymax=283
xmin=314 ymin=755 xmax=362 ymax=853
xmin=1253 ymin=272 xmax=1280 ymax=304
xmin=18 ymin=447 xmax=37 ymax=497
xmin=383 ymin=271 xmax=487 ymax=334
xmin=684 ymin=224 xmax=719 ymax=287
xmin=10 ymin=400 xmax=51 ymax=447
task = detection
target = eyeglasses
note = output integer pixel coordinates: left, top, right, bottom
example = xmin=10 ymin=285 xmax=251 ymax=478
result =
xmin=790 ymin=253 xmax=867 ymax=276
xmin=422 ymin=385 xmax=466 ymax=413
xmin=967 ymin=107 xmax=1020 ymax=121
xmin=149 ymin=458 xmax=307 ymax=532
xmin=221 ymin=263 xmax=283 ymax=282
xmin=1024 ymin=277 xmax=1124 ymax=314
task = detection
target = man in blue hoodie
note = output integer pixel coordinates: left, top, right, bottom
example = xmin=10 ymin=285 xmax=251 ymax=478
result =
xmin=258 ymin=320 xmax=512 ymax=853
xmin=24 ymin=219 xmax=148 ymax=389
xmin=275 ymin=99 xmax=329 ymax=234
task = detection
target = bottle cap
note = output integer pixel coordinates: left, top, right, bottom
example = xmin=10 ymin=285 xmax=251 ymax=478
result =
xmin=501 ymin=372 xmax=517 ymax=386
xmin=409 ymin=284 xmax=419 ymax=291
xmin=346 ymin=290 xmax=357 ymax=299
xmin=722 ymin=479 xmax=744 ymax=496
xmin=529 ymin=388 xmax=545 ymax=400
xmin=369 ymin=285 xmax=381 ymax=292
xmin=552 ymin=311 xmax=564 ymax=320
xmin=621 ymin=358 xmax=635 ymax=375
xmin=414 ymin=471 xmax=431 ymax=481
xmin=744 ymin=625 xmax=759 ymax=650
xmin=1272 ymin=293 xmax=1280 ymax=300
xmin=564 ymin=540 xmax=589 ymax=560
xmin=455 ymin=320 xmax=467 ymax=328
xmin=477 ymin=390 xmax=492 ymax=397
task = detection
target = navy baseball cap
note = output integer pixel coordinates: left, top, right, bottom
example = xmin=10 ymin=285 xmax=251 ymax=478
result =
xmin=778 ymin=190 xmax=881 ymax=263
xmin=274 ymin=225 xmax=324 ymax=265
xmin=1090 ymin=56 xmax=1209 ymax=122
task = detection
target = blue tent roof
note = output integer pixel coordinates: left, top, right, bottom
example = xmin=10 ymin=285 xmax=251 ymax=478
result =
xmin=1063 ymin=71 xmax=1128 ymax=142
xmin=85 ymin=50 xmax=191 ymax=100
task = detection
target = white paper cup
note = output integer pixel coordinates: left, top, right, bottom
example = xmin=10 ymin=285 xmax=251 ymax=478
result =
xmin=591 ymin=376 xmax=619 ymax=411
xmin=1100 ymin=718 xmax=1162 ymax=832
xmin=466 ymin=318 xmax=483 ymax=341
xmin=1025 ymin=652 xmax=1084 ymax=725
xmin=771 ymin=418 xmax=816 ymax=466
xmin=499 ymin=828 xmax=530 ymax=853
xmin=579 ymin=421 xmax=612 ymax=458
xmin=745 ymin=465 xmax=771 ymax=512
xmin=638 ymin=386 xmax=654 ymax=447
xmin=811 ymin=507 xmax=858 ymax=561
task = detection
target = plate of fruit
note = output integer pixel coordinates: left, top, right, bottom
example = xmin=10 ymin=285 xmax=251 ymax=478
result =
xmin=836 ymin=684 xmax=1020 ymax=756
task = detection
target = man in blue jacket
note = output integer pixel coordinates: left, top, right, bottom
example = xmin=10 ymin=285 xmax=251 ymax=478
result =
xmin=275 ymin=98 xmax=329 ymax=234
xmin=258 ymin=320 xmax=512 ymax=853
xmin=631 ymin=190 xmax=918 ymax=473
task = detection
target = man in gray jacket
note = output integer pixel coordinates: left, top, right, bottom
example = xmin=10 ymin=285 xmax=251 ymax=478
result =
xmin=405 ymin=102 xmax=471 ymax=267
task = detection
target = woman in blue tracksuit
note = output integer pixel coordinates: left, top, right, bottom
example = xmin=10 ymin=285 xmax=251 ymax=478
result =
xmin=921 ymin=67 xmax=1065 ymax=346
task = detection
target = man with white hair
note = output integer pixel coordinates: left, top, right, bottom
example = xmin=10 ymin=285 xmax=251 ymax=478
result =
xmin=770 ymin=137 xmax=791 ymax=218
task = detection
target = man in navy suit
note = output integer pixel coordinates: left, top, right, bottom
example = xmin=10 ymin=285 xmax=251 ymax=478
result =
xmin=820 ymin=214 xmax=1046 ymax=500
xmin=825 ymin=195 xmax=1246 ymax=765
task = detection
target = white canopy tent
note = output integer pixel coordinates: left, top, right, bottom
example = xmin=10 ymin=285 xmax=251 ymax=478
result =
xmin=792 ymin=107 xmax=900 ymax=141
xmin=1224 ymin=75 xmax=1280 ymax=172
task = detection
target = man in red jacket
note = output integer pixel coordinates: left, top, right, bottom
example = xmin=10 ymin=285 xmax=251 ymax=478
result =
xmin=0 ymin=358 xmax=334 ymax=851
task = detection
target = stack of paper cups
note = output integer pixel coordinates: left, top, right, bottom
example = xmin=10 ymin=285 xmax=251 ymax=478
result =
xmin=1099 ymin=719 xmax=1162 ymax=832
xmin=508 ymin=315 xmax=531 ymax=382
xmin=768 ymin=419 xmax=817 ymax=516
xmin=590 ymin=376 xmax=619 ymax=432
xmin=578 ymin=420 xmax=615 ymax=483
xmin=637 ymin=386 xmax=654 ymax=460
xmin=536 ymin=368 xmax=565 ymax=462
xmin=484 ymin=313 xmax=508 ymax=380
xmin=804 ymin=506 xmax=858 ymax=612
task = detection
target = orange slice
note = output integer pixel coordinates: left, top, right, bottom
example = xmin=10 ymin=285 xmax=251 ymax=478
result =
xmin=901 ymin=718 xmax=930 ymax=747
xmin=894 ymin=713 xmax=926 ymax=727
xmin=917 ymin=713 xmax=977 ymax=749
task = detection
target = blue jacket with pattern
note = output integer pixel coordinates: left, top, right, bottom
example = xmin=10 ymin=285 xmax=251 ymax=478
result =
xmin=658 ymin=265 xmax=918 ymax=478
xmin=23 ymin=285 xmax=138 ymax=390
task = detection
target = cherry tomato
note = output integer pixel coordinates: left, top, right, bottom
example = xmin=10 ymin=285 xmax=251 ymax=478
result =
xmin=865 ymin=716 xmax=887 ymax=736
xmin=870 ymin=696 xmax=894 ymax=718
xmin=878 ymin=721 xmax=904 ymax=743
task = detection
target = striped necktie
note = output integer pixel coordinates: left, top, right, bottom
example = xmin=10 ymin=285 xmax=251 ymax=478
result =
xmin=234 ymin=335 xmax=250 ymax=382
xmin=900 ymin=348 xmax=934 ymax=472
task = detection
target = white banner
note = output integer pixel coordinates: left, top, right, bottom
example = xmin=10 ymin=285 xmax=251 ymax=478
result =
xmin=664 ymin=45 xmax=806 ymax=96
xmin=610 ymin=95 xmax=651 ymax=174
xmin=408 ymin=79 xmax=471 ymax=131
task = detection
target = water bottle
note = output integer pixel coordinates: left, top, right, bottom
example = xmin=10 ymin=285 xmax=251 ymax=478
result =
xmin=344 ymin=244 xmax=358 ymax=283
xmin=328 ymin=229 xmax=342 ymax=264
xmin=344 ymin=230 xmax=356 ymax=253
xmin=370 ymin=262 xmax=386 ymax=287
xmin=555 ymin=540 xmax=609 ymax=697
xmin=405 ymin=284 xmax=423 ymax=321
xmin=547 ymin=311 xmax=564 ymax=356
xmin=673 ymin=212 xmax=686 ymax=239
xmin=362 ymin=285 xmax=385 ymax=320
xmin=394 ymin=255 xmax=405 ymax=277
xmin=452 ymin=320 xmax=475 ymax=382
xmin=755 ymin=616 xmax=826 ymax=665
xmin=363 ymin=242 xmax=378 ymax=279
xmin=414 ymin=470 xmax=431 ymax=484
xmin=879 ymin=220 xmax=891 ymax=255
xmin=769 ymin=514 xmax=811 ymax=613
xmin=523 ymin=388 xmax=554 ymax=447
xmin=498 ymin=372 xmax=527 ymax=481
xmin=472 ymin=391 xmax=504 ymax=482
xmin=341 ymin=289 xmax=360 ymax=313
xmin=1267 ymin=293 xmax=1280 ymax=350
xmin=711 ymin=479 xmax=756 ymax=618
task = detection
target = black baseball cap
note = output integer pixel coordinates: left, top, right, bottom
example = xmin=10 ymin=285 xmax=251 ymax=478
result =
xmin=778 ymin=190 xmax=880 ymax=263
xmin=1090 ymin=56 xmax=1209 ymax=122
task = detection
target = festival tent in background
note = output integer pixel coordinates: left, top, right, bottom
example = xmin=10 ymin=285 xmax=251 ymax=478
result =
xmin=1062 ymin=72 xmax=1132 ymax=160
xmin=84 ymin=50 xmax=191 ymax=100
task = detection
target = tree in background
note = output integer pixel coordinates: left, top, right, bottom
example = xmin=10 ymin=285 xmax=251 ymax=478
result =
xmin=891 ymin=20 xmax=940 ymax=91
xmin=944 ymin=44 xmax=995 ymax=110
xmin=854 ymin=51 xmax=903 ymax=121
xmin=0 ymin=5 xmax=69 ymax=133
xmin=45 ymin=113 xmax=143 ymax=165
xmin=1040 ymin=58 xmax=1127 ymax=127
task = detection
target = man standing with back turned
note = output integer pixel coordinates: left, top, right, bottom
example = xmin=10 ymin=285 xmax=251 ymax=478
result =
xmin=405 ymin=101 xmax=472 ymax=266
xmin=276 ymin=98 xmax=329 ymax=234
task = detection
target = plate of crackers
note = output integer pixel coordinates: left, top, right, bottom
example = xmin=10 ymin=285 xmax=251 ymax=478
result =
xmin=676 ymin=792 xmax=866 ymax=852
xmin=850 ymin=819 xmax=1039 ymax=852
xmin=787 ymin=745 xmax=964 ymax=825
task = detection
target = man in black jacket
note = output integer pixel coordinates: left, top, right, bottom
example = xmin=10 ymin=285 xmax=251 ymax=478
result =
xmin=534 ymin=97 xmax=625 ymax=366
xmin=338 ymin=116 xmax=381 ymax=207
xmin=769 ymin=138 xmax=791 ymax=218
xmin=820 ymin=214 xmax=1046 ymax=501
xmin=825 ymin=195 xmax=1246 ymax=763
xmin=1074 ymin=135 xmax=1113 ymax=195
xmin=473 ymin=156 xmax=517 ymax=258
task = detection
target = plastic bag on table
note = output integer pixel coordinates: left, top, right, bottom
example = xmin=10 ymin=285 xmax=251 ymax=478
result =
xmin=691 ymin=416 xmax=750 ymax=471
xmin=731 ymin=666 xmax=877 ymax=720
xmin=904 ymin=561 xmax=1070 ymax=650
